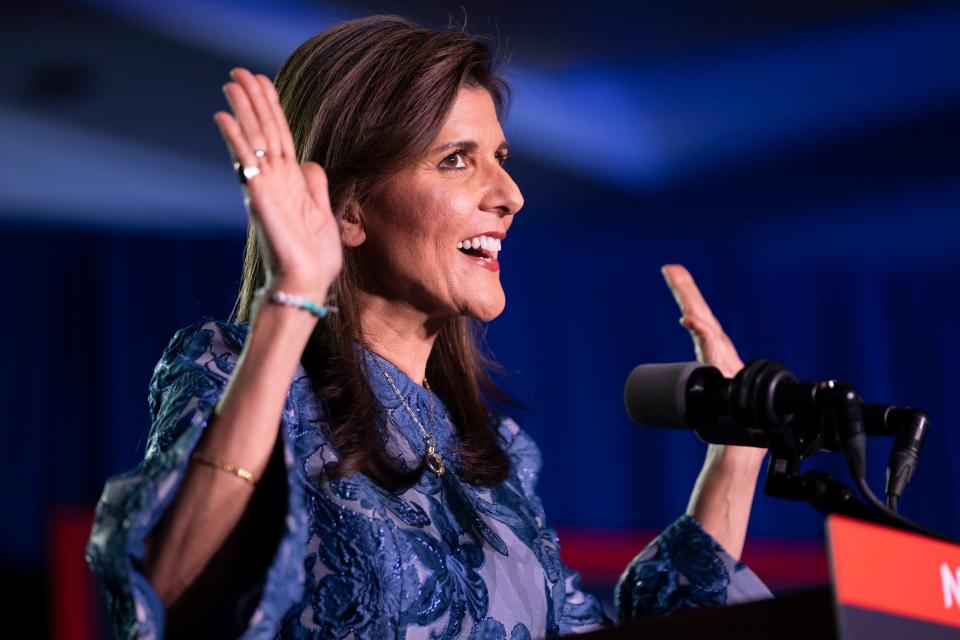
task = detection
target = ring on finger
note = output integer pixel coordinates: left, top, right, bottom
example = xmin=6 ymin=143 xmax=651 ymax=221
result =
xmin=234 ymin=161 xmax=261 ymax=184
xmin=254 ymin=149 xmax=267 ymax=158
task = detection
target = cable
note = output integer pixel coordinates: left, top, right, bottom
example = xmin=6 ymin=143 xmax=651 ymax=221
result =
xmin=854 ymin=476 xmax=953 ymax=542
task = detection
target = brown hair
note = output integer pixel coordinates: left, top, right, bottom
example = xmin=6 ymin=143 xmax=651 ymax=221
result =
xmin=233 ymin=15 xmax=514 ymax=488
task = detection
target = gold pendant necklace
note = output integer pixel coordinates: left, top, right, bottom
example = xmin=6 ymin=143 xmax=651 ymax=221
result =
xmin=369 ymin=352 xmax=446 ymax=476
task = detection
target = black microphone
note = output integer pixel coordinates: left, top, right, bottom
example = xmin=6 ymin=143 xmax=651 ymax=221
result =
xmin=623 ymin=360 xmax=913 ymax=449
xmin=624 ymin=360 xmax=935 ymax=532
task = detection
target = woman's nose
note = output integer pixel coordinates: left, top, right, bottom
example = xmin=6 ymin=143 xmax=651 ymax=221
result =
xmin=484 ymin=166 xmax=524 ymax=217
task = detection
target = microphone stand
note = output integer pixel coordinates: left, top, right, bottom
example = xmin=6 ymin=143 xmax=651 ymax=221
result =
xmin=691 ymin=359 xmax=950 ymax=541
xmin=754 ymin=375 xmax=955 ymax=543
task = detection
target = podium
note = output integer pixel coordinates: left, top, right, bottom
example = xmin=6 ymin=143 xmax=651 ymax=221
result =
xmin=578 ymin=515 xmax=960 ymax=639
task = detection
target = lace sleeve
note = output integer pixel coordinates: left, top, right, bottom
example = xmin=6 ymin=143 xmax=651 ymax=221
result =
xmin=614 ymin=514 xmax=772 ymax=619
xmin=85 ymin=321 xmax=309 ymax=639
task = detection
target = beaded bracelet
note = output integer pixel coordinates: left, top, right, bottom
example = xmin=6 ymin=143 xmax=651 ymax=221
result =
xmin=254 ymin=287 xmax=338 ymax=318
xmin=191 ymin=451 xmax=257 ymax=486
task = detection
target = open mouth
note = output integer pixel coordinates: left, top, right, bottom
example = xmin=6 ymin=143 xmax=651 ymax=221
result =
xmin=458 ymin=245 xmax=495 ymax=260
xmin=457 ymin=234 xmax=501 ymax=263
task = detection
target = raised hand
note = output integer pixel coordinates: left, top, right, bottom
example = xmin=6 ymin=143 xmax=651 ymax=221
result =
xmin=661 ymin=264 xmax=743 ymax=379
xmin=662 ymin=264 xmax=766 ymax=559
xmin=214 ymin=68 xmax=342 ymax=302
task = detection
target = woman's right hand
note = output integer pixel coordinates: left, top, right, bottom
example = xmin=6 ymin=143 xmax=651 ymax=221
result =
xmin=214 ymin=67 xmax=343 ymax=302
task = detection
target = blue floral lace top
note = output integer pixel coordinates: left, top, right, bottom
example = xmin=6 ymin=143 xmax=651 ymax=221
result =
xmin=86 ymin=321 xmax=771 ymax=639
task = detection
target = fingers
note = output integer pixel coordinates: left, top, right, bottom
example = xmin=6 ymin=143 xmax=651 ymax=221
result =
xmin=222 ymin=82 xmax=267 ymax=160
xmin=220 ymin=68 xmax=298 ymax=167
xmin=661 ymin=264 xmax=718 ymax=322
xmin=256 ymin=74 xmax=298 ymax=160
xmin=663 ymin=264 xmax=744 ymax=375
xmin=679 ymin=314 xmax=735 ymax=353
xmin=214 ymin=111 xmax=257 ymax=174
xmin=662 ymin=263 xmax=723 ymax=336
xmin=232 ymin=68 xmax=283 ymax=159
xmin=223 ymin=68 xmax=282 ymax=161
xmin=681 ymin=313 xmax=743 ymax=376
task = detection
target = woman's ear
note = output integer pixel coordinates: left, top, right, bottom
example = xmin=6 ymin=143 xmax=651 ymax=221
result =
xmin=340 ymin=201 xmax=366 ymax=247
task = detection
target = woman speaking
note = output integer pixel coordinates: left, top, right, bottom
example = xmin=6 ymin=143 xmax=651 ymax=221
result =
xmin=87 ymin=15 xmax=770 ymax=639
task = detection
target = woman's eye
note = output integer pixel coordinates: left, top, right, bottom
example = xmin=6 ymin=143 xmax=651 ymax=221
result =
xmin=441 ymin=152 xmax=467 ymax=169
xmin=439 ymin=150 xmax=509 ymax=170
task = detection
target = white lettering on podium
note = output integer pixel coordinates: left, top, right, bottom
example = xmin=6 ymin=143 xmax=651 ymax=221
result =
xmin=942 ymin=563 xmax=960 ymax=609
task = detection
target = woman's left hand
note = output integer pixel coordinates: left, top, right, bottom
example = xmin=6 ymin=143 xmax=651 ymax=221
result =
xmin=662 ymin=264 xmax=764 ymax=467
xmin=662 ymin=264 xmax=744 ymax=379
xmin=661 ymin=264 xmax=765 ymax=559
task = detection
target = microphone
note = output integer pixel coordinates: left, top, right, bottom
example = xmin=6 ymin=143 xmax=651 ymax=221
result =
xmin=624 ymin=360 xmax=795 ymax=448
xmin=623 ymin=360 xmax=915 ymax=449
xmin=624 ymin=360 xmax=934 ymax=530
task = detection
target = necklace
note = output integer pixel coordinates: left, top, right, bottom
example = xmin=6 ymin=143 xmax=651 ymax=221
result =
xmin=369 ymin=353 xmax=446 ymax=476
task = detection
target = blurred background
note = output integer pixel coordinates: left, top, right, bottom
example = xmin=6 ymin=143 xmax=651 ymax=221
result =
xmin=4 ymin=0 xmax=959 ymax=637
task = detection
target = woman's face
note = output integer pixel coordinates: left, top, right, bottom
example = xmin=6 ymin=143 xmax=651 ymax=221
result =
xmin=357 ymin=85 xmax=524 ymax=322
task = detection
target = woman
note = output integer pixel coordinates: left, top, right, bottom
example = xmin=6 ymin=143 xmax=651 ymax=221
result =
xmin=87 ymin=15 xmax=770 ymax=639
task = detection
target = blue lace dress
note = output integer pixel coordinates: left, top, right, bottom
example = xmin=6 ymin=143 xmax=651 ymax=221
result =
xmin=86 ymin=321 xmax=771 ymax=639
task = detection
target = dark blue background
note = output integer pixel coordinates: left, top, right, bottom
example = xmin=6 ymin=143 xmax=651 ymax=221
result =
xmin=3 ymin=0 xmax=959 ymax=628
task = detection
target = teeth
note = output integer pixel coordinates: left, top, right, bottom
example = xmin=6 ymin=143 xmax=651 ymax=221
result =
xmin=457 ymin=234 xmax=503 ymax=263
xmin=458 ymin=235 xmax=502 ymax=252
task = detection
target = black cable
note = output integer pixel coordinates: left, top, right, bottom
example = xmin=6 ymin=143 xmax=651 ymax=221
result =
xmin=831 ymin=384 xmax=953 ymax=541
xmin=854 ymin=476 xmax=952 ymax=542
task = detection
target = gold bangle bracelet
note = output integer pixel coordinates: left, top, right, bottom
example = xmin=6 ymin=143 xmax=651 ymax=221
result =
xmin=191 ymin=451 xmax=257 ymax=486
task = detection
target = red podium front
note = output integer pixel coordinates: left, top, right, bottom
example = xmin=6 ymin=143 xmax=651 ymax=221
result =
xmin=827 ymin=514 xmax=960 ymax=639
xmin=576 ymin=515 xmax=960 ymax=639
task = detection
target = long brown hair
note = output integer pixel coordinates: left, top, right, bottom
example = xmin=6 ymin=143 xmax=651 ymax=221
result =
xmin=233 ymin=15 xmax=515 ymax=488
